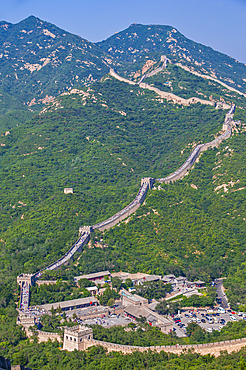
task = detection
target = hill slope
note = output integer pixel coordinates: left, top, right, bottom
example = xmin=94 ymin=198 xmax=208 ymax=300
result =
xmin=0 ymin=16 xmax=112 ymax=108
xmin=52 ymin=109 xmax=246 ymax=297
xmin=97 ymin=23 xmax=246 ymax=92
xmin=0 ymin=76 xmax=227 ymax=279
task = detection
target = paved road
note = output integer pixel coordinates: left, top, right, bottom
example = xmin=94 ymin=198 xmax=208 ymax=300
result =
xmin=215 ymin=279 xmax=228 ymax=309
xmin=172 ymin=322 xmax=187 ymax=337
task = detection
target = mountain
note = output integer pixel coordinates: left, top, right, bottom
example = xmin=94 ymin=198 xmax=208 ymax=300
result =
xmin=0 ymin=15 xmax=245 ymax=303
xmin=1 ymin=17 xmax=246 ymax=114
xmin=1 ymin=15 xmax=246 ymax=367
xmin=0 ymin=76 xmax=225 ymax=277
xmin=97 ymin=23 xmax=246 ymax=92
xmin=0 ymin=16 xmax=112 ymax=108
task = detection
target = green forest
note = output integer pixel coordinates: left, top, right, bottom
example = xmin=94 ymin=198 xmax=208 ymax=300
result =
xmin=41 ymin=107 xmax=246 ymax=312
xmin=0 ymin=77 xmax=227 ymax=283
xmin=2 ymin=340 xmax=246 ymax=370
xmin=0 ymin=51 xmax=245 ymax=368
xmin=1 ymin=319 xmax=246 ymax=369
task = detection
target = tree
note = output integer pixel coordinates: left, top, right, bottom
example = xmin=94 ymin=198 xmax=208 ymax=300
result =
xmin=239 ymin=356 xmax=246 ymax=370
xmin=168 ymin=301 xmax=181 ymax=315
xmin=155 ymin=300 xmax=168 ymax=315
xmin=111 ymin=277 xmax=122 ymax=291
xmin=78 ymin=279 xmax=94 ymax=288
xmin=186 ymin=322 xmax=206 ymax=342
xmin=99 ymin=286 xmax=119 ymax=306
xmin=125 ymin=278 xmax=133 ymax=288
xmin=56 ymin=305 xmax=62 ymax=314
xmin=50 ymin=306 xmax=55 ymax=316
xmin=107 ymin=298 xmax=115 ymax=307
xmin=136 ymin=316 xmax=147 ymax=325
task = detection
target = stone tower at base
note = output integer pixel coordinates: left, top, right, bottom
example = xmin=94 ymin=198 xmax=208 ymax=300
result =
xmin=63 ymin=325 xmax=93 ymax=351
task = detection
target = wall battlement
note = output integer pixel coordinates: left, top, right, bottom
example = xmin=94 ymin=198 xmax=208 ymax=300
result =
xmin=25 ymin=326 xmax=246 ymax=357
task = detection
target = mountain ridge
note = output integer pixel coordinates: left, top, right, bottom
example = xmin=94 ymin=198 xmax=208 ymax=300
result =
xmin=1 ymin=16 xmax=246 ymax=111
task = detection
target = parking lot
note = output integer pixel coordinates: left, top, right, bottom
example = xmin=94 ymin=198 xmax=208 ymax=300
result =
xmin=174 ymin=309 xmax=243 ymax=333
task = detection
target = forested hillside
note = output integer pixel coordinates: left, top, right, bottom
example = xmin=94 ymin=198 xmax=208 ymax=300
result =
xmin=0 ymin=76 xmax=226 ymax=282
xmin=0 ymin=16 xmax=110 ymax=105
xmin=98 ymin=23 xmax=246 ymax=93
xmin=0 ymin=15 xmax=246 ymax=368
xmin=1 ymin=16 xmax=246 ymax=133
xmin=144 ymin=64 xmax=246 ymax=109
xmin=43 ymin=108 xmax=246 ymax=310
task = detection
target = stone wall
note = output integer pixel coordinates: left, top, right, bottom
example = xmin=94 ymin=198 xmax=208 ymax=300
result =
xmin=26 ymin=329 xmax=62 ymax=343
xmin=93 ymin=180 xmax=149 ymax=231
xmin=28 ymin=327 xmax=246 ymax=358
xmin=109 ymin=69 xmax=136 ymax=85
xmin=82 ymin=337 xmax=246 ymax=357
xmin=94 ymin=203 xmax=141 ymax=232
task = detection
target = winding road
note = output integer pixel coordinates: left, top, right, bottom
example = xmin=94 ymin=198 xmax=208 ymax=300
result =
xmin=215 ymin=279 xmax=229 ymax=309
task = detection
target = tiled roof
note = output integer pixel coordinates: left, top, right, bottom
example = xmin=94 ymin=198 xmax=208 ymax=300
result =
xmin=40 ymin=296 xmax=98 ymax=311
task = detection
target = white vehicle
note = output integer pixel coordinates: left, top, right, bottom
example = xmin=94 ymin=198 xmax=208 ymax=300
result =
xmin=206 ymin=328 xmax=213 ymax=333
xmin=218 ymin=307 xmax=225 ymax=314
xmin=196 ymin=319 xmax=201 ymax=323
xmin=219 ymin=325 xmax=223 ymax=330
xmin=230 ymin=316 xmax=237 ymax=321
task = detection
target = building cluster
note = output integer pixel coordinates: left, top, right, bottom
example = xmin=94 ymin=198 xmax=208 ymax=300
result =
xmin=17 ymin=269 xmax=206 ymax=343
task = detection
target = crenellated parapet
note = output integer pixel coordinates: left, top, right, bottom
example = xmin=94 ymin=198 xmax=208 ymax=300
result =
xmin=17 ymin=273 xmax=35 ymax=287
xmin=63 ymin=325 xmax=93 ymax=351
xmin=141 ymin=177 xmax=155 ymax=189
xmin=79 ymin=226 xmax=93 ymax=234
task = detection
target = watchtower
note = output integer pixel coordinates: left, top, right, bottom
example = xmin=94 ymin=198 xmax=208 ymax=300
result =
xmin=79 ymin=225 xmax=93 ymax=235
xmin=16 ymin=314 xmax=35 ymax=328
xmin=141 ymin=177 xmax=155 ymax=189
xmin=63 ymin=325 xmax=93 ymax=351
xmin=17 ymin=273 xmax=35 ymax=287
xmin=64 ymin=188 xmax=73 ymax=194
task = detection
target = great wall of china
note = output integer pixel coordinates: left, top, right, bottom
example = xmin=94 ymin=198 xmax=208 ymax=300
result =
xmin=25 ymin=325 xmax=246 ymax=358
xmin=16 ymin=62 xmax=240 ymax=355
xmin=17 ymin=104 xmax=235 ymax=304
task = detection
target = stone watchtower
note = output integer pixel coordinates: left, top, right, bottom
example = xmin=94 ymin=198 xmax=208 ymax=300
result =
xmin=79 ymin=225 xmax=93 ymax=235
xmin=141 ymin=177 xmax=155 ymax=189
xmin=17 ymin=273 xmax=35 ymax=287
xmin=63 ymin=325 xmax=93 ymax=351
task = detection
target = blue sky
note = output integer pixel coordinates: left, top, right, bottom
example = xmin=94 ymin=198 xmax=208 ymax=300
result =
xmin=1 ymin=0 xmax=246 ymax=63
